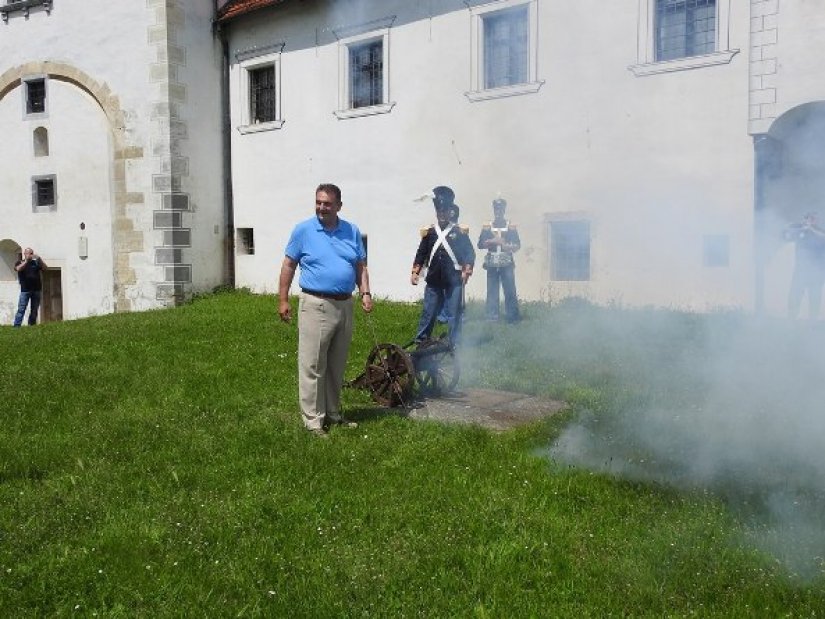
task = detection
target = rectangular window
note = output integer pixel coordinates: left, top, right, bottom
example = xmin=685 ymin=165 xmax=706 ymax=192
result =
xmin=32 ymin=175 xmax=56 ymax=212
xmin=703 ymin=234 xmax=729 ymax=267
xmin=333 ymin=19 xmax=395 ymax=120
xmin=25 ymin=78 xmax=46 ymax=115
xmin=237 ymin=43 xmax=284 ymax=133
xmin=655 ymin=0 xmax=716 ymax=62
xmin=236 ymin=228 xmax=255 ymax=255
xmin=349 ymin=39 xmax=383 ymax=109
xmin=249 ymin=65 xmax=276 ymax=124
xmin=550 ymin=221 xmax=590 ymax=281
xmin=483 ymin=6 xmax=529 ymax=89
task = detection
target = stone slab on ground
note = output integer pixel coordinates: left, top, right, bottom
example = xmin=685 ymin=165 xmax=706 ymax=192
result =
xmin=406 ymin=388 xmax=566 ymax=431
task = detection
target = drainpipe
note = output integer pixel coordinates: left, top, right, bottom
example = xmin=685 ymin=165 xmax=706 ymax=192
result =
xmin=215 ymin=18 xmax=236 ymax=288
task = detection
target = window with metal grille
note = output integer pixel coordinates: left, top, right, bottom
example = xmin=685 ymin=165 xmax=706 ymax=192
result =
xmin=483 ymin=6 xmax=529 ymax=89
xmin=32 ymin=176 xmax=56 ymax=211
xmin=249 ymin=65 xmax=276 ymax=123
xmin=349 ymin=39 xmax=383 ymax=109
xmin=26 ymin=78 xmax=46 ymax=114
xmin=550 ymin=221 xmax=590 ymax=281
xmin=655 ymin=0 xmax=716 ymax=62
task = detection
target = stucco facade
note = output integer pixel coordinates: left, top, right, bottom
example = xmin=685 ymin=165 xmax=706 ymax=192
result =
xmin=3 ymin=0 xmax=825 ymax=324
xmin=222 ymin=0 xmax=825 ymax=317
xmin=0 ymin=0 xmax=226 ymax=324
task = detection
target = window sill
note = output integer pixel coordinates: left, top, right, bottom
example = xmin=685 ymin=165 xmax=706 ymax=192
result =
xmin=333 ymin=102 xmax=396 ymax=120
xmin=629 ymin=49 xmax=739 ymax=76
xmin=237 ymin=120 xmax=285 ymax=134
xmin=464 ymin=81 xmax=544 ymax=102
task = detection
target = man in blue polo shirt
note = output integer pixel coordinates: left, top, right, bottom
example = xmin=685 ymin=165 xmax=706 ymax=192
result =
xmin=278 ymin=183 xmax=373 ymax=437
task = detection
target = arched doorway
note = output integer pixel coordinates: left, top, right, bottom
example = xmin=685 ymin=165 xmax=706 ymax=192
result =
xmin=754 ymin=102 xmax=825 ymax=318
xmin=0 ymin=239 xmax=22 ymax=281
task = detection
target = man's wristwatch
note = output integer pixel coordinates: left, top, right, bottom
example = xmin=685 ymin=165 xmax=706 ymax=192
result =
xmin=361 ymin=292 xmax=371 ymax=297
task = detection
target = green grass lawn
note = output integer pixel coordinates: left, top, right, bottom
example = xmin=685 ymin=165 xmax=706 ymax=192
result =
xmin=1 ymin=291 xmax=823 ymax=616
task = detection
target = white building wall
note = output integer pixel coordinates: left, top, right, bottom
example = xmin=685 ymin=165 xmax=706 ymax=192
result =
xmin=0 ymin=0 xmax=226 ymax=323
xmin=0 ymin=80 xmax=115 ymax=322
xmin=226 ymin=0 xmax=759 ymax=312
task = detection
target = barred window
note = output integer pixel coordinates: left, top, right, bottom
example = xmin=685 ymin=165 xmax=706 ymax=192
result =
xmin=655 ymin=0 xmax=716 ymax=62
xmin=550 ymin=221 xmax=590 ymax=281
xmin=349 ymin=39 xmax=383 ymax=109
xmin=483 ymin=6 xmax=529 ymax=89
xmin=32 ymin=175 xmax=56 ymax=212
xmin=249 ymin=65 xmax=276 ymax=124
xmin=25 ymin=78 xmax=46 ymax=115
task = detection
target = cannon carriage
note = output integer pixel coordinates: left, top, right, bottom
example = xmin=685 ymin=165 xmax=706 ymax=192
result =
xmin=346 ymin=335 xmax=459 ymax=407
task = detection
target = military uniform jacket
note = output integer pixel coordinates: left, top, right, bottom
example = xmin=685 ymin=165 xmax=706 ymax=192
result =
xmin=414 ymin=224 xmax=475 ymax=288
xmin=477 ymin=219 xmax=521 ymax=254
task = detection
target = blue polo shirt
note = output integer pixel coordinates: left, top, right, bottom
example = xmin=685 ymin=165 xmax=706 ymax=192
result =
xmin=285 ymin=216 xmax=366 ymax=295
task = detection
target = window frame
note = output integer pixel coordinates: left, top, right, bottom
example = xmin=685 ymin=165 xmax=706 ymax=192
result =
xmin=465 ymin=0 xmax=544 ymax=102
xmin=237 ymin=44 xmax=284 ymax=134
xmin=236 ymin=228 xmax=255 ymax=256
xmin=22 ymin=75 xmax=48 ymax=119
xmin=31 ymin=174 xmax=56 ymax=213
xmin=548 ymin=218 xmax=592 ymax=282
xmin=334 ymin=25 xmax=395 ymax=120
xmin=629 ymin=0 xmax=738 ymax=76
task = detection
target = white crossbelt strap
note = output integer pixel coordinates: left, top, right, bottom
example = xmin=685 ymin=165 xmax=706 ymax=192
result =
xmin=490 ymin=220 xmax=509 ymax=254
xmin=429 ymin=224 xmax=461 ymax=270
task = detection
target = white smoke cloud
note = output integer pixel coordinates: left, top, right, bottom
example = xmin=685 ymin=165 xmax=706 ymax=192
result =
xmin=540 ymin=310 xmax=825 ymax=577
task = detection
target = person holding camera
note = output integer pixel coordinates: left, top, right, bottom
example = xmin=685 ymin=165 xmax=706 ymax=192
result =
xmin=13 ymin=247 xmax=47 ymax=327
xmin=783 ymin=211 xmax=825 ymax=320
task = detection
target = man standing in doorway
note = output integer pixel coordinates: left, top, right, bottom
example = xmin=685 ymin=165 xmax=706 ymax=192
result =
xmin=13 ymin=247 xmax=46 ymax=327
xmin=477 ymin=198 xmax=521 ymax=323
xmin=783 ymin=211 xmax=825 ymax=320
xmin=278 ymin=184 xmax=373 ymax=437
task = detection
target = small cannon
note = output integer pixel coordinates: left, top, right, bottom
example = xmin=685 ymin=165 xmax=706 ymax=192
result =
xmin=347 ymin=336 xmax=460 ymax=407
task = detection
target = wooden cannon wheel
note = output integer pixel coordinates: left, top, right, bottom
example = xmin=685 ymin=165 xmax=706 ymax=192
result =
xmin=413 ymin=338 xmax=460 ymax=397
xmin=363 ymin=343 xmax=415 ymax=407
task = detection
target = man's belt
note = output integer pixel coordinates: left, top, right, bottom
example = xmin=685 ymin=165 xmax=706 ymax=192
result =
xmin=302 ymin=289 xmax=352 ymax=301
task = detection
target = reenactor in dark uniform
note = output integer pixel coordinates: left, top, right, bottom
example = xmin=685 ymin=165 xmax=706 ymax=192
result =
xmin=437 ymin=201 xmax=464 ymax=324
xmin=477 ymin=197 xmax=521 ymax=322
xmin=784 ymin=211 xmax=825 ymax=319
xmin=411 ymin=186 xmax=475 ymax=346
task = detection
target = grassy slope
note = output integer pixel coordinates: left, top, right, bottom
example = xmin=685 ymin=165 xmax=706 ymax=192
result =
xmin=0 ymin=292 xmax=822 ymax=616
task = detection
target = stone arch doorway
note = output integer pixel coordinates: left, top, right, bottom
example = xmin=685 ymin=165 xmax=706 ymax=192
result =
xmin=0 ymin=61 xmax=143 ymax=312
xmin=754 ymin=101 xmax=825 ymax=317
xmin=0 ymin=239 xmax=22 ymax=281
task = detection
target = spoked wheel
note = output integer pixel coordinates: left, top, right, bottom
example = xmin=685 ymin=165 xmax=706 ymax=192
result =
xmin=363 ymin=343 xmax=415 ymax=407
xmin=413 ymin=339 xmax=460 ymax=397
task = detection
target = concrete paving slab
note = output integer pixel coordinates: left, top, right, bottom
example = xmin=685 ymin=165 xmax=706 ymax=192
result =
xmin=405 ymin=388 xmax=567 ymax=432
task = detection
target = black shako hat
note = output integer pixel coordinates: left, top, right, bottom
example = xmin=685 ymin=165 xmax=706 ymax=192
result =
xmin=493 ymin=197 xmax=507 ymax=210
xmin=432 ymin=186 xmax=455 ymax=211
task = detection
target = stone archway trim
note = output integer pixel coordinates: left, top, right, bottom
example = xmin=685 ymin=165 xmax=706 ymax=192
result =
xmin=0 ymin=61 xmax=144 ymax=312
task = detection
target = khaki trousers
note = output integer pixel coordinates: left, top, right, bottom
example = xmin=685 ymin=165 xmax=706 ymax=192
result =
xmin=297 ymin=292 xmax=354 ymax=430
